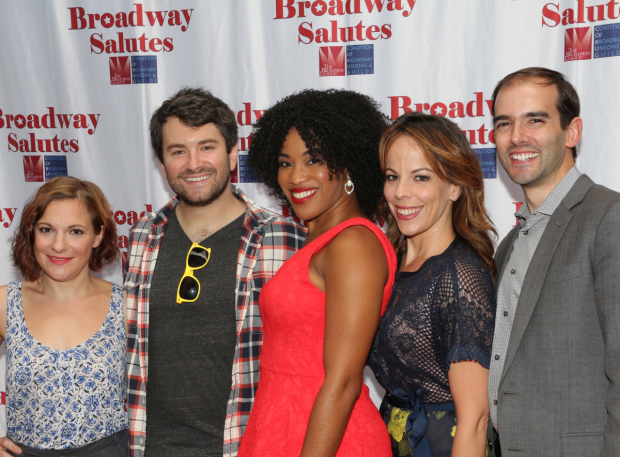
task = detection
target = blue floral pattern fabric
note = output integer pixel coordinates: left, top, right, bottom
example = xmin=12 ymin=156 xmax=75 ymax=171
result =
xmin=5 ymin=281 xmax=128 ymax=450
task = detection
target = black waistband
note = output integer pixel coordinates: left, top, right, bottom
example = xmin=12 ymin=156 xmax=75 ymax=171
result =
xmin=11 ymin=429 xmax=129 ymax=457
xmin=385 ymin=391 xmax=455 ymax=412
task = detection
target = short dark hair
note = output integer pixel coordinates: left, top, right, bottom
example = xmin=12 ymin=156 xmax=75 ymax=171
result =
xmin=248 ymin=89 xmax=390 ymax=219
xmin=150 ymin=87 xmax=238 ymax=162
xmin=492 ymin=67 xmax=580 ymax=157
xmin=11 ymin=176 xmax=119 ymax=281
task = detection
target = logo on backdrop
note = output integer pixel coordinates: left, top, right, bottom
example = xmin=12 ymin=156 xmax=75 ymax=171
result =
xmin=2 ymin=107 xmax=100 ymax=154
xmin=23 ymin=156 xmax=68 ymax=182
xmin=474 ymin=149 xmax=497 ymax=179
xmin=319 ymin=44 xmax=374 ymax=76
xmin=110 ymin=56 xmax=158 ymax=85
xmin=234 ymin=104 xmax=267 ymax=183
xmin=320 ymin=46 xmax=345 ymax=76
xmin=238 ymin=154 xmax=261 ymax=183
xmin=565 ymin=26 xmax=593 ymax=60
xmin=23 ymin=156 xmax=43 ymax=182
xmin=347 ymin=44 xmax=374 ymax=74
xmin=110 ymin=57 xmax=131 ymax=84
xmin=542 ymin=1 xmax=620 ymax=60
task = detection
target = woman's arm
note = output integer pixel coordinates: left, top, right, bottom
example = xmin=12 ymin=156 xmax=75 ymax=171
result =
xmin=0 ymin=436 xmax=21 ymax=456
xmin=449 ymin=361 xmax=490 ymax=457
xmin=300 ymin=226 xmax=389 ymax=457
xmin=0 ymin=286 xmax=19 ymax=454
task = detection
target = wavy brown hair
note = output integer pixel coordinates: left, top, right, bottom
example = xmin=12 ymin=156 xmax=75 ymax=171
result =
xmin=11 ymin=176 xmax=119 ymax=281
xmin=379 ymin=112 xmax=497 ymax=276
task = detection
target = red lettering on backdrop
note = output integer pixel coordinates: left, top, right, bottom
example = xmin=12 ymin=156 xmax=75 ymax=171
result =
xmin=514 ymin=202 xmax=524 ymax=226
xmin=0 ymin=208 xmax=18 ymax=228
xmin=275 ymin=0 xmax=414 ymax=19
xmin=542 ymin=0 xmax=620 ymax=27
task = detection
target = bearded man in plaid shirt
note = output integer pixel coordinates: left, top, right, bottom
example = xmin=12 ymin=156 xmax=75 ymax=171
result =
xmin=124 ymin=88 xmax=306 ymax=457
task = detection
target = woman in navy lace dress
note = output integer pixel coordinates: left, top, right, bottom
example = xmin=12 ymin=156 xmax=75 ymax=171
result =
xmin=369 ymin=113 xmax=497 ymax=457
xmin=0 ymin=177 xmax=128 ymax=456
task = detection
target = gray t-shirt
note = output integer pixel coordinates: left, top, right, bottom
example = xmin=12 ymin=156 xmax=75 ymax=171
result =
xmin=145 ymin=209 xmax=244 ymax=456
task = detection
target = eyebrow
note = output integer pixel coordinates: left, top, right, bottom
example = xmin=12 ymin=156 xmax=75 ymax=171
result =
xmin=385 ymin=167 xmax=433 ymax=174
xmin=493 ymin=111 xmax=551 ymax=124
xmin=166 ymin=138 xmax=219 ymax=150
xmin=278 ymin=151 xmax=310 ymax=158
xmin=36 ymin=222 xmax=88 ymax=229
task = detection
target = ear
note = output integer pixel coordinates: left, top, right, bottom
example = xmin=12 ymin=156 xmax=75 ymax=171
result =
xmin=93 ymin=226 xmax=104 ymax=248
xmin=159 ymin=159 xmax=168 ymax=181
xmin=449 ymin=184 xmax=463 ymax=202
xmin=229 ymin=144 xmax=239 ymax=172
xmin=565 ymin=116 xmax=583 ymax=150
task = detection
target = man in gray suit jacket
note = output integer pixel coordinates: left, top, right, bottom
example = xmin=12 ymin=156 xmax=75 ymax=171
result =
xmin=487 ymin=67 xmax=620 ymax=457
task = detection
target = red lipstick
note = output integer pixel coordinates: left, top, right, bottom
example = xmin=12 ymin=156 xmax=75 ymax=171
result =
xmin=47 ymin=256 xmax=72 ymax=265
xmin=289 ymin=188 xmax=318 ymax=204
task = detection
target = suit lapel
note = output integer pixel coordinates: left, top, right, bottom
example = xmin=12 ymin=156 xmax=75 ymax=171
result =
xmin=500 ymin=174 xmax=594 ymax=383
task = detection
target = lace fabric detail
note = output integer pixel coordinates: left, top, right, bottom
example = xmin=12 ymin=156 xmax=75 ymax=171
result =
xmin=369 ymin=237 xmax=496 ymax=405
xmin=5 ymin=281 xmax=128 ymax=449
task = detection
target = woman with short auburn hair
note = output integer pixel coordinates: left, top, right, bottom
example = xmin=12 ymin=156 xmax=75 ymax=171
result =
xmin=0 ymin=176 xmax=128 ymax=457
xmin=368 ymin=112 xmax=497 ymax=457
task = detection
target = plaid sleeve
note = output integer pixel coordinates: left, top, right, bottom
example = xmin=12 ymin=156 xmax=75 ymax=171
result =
xmin=124 ymin=218 xmax=153 ymax=457
xmin=223 ymin=214 xmax=306 ymax=457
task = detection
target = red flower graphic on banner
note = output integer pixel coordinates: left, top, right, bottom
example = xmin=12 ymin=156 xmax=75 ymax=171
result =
xmin=565 ymin=27 xmax=592 ymax=61
xmin=319 ymin=46 xmax=345 ymax=77
xmin=109 ymin=57 xmax=131 ymax=85
xmin=23 ymin=156 xmax=44 ymax=182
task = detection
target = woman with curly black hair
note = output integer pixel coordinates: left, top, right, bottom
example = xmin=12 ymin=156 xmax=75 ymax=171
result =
xmin=237 ymin=89 xmax=396 ymax=457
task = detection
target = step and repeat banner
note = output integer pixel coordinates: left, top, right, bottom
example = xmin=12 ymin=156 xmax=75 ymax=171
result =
xmin=1 ymin=0 xmax=620 ymax=434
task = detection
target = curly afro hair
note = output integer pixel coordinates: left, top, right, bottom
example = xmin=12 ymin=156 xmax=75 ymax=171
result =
xmin=249 ymin=89 xmax=390 ymax=219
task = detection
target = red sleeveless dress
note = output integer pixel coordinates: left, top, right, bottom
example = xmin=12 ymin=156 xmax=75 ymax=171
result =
xmin=238 ymin=218 xmax=397 ymax=457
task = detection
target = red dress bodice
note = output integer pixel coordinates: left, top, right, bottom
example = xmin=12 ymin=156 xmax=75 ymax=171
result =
xmin=237 ymin=218 xmax=397 ymax=457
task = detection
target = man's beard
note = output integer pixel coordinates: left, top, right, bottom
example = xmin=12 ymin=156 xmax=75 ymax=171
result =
xmin=168 ymin=166 xmax=231 ymax=207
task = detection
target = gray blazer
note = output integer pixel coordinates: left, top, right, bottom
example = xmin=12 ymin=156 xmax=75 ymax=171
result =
xmin=494 ymin=174 xmax=620 ymax=457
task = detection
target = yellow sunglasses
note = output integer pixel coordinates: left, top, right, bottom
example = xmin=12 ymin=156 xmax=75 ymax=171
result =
xmin=176 ymin=243 xmax=211 ymax=304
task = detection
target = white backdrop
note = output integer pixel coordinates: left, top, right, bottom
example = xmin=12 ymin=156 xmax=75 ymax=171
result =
xmin=1 ymin=0 xmax=620 ymax=436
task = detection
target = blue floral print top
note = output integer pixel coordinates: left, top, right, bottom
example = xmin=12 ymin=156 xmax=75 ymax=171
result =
xmin=5 ymin=281 xmax=128 ymax=449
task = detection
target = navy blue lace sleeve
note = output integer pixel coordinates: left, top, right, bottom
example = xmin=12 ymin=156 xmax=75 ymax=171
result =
xmin=444 ymin=258 xmax=496 ymax=370
xmin=369 ymin=237 xmax=496 ymax=404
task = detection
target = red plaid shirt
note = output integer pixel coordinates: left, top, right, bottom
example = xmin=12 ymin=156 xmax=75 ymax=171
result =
xmin=124 ymin=186 xmax=306 ymax=457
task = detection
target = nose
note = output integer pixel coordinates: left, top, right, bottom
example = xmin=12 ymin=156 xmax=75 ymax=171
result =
xmin=511 ymin=122 xmax=528 ymax=145
xmin=51 ymin=233 xmax=68 ymax=252
xmin=288 ymin=164 xmax=308 ymax=185
xmin=393 ymin=179 xmax=410 ymax=200
xmin=187 ymin=149 xmax=201 ymax=171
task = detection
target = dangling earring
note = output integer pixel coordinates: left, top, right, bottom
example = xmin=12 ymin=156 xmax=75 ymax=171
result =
xmin=344 ymin=175 xmax=354 ymax=195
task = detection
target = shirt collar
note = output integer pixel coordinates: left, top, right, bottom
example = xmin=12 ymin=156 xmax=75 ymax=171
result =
xmin=515 ymin=166 xmax=581 ymax=221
